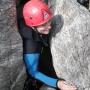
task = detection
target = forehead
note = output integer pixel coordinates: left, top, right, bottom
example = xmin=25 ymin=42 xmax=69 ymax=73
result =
xmin=41 ymin=20 xmax=52 ymax=26
xmin=35 ymin=20 xmax=52 ymax=28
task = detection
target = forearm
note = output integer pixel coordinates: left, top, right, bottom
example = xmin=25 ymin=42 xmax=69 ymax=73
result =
xmin=29 ymin=70 xmax=58 ymax=88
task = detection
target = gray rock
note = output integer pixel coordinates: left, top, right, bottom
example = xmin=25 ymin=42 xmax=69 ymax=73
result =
xmin=40 ymin=85 xmax=56 ymax=90
xmin=89 ymin=1 xmax=90 ymax=11
xmin=0 ymin=0 xmax=26 ymax=90
xmin=49 ymin=0 xmax=90 ymax=90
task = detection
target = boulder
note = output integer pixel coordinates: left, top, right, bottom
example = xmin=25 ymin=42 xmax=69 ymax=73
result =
xmin=49 ymin=0 xmax=90 ymax=89
xmin=0 ymin=0 xmax=26 ymax=90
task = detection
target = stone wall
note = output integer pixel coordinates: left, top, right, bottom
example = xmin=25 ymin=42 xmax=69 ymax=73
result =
xmin=89 ymin=0 xmax=90 ymax=11
xmin=0 ymin=0 xmax=26 ymax=90
xmin=49 ymin=0 xmax=90 ymax=90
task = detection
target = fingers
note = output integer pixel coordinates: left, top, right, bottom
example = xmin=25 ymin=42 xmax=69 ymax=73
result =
xmin=58 ymin=80 xmax=77 ymax=90
xmin=62 ymin=81 xmax=77 ymax=90
xmin=63 ymin=84 xmax=77 ymax=90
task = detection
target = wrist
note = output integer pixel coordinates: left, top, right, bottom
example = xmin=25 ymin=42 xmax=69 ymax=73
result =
xmin=56 ymin=79 xmax=59 ymax=88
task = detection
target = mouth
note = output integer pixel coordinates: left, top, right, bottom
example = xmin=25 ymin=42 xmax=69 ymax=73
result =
xmin=43 ymin=29 xmax=50 ymax=31
xmin=41 ymin=29 xmax=50 ymax=34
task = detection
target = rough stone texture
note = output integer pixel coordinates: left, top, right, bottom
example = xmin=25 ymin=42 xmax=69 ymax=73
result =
xmin=0 ymin=0 xmax=26 ymax=90
xmin=48 ymin=0 xmax=90 ymax=90
xmin=89 ymin=0 xmax=90 ymax=11
xmin=40 ymin=85 xmax=56 ymax=90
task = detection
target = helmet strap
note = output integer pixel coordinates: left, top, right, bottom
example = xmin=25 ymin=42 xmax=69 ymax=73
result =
xmin=33 ymin=27 xmax=39 ymax=33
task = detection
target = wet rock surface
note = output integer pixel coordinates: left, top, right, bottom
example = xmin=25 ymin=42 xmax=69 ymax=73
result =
xmin=0 ymin=0 xmax=26 ymax=90
xmin=49 ymin=0 xmax=90 ymax=90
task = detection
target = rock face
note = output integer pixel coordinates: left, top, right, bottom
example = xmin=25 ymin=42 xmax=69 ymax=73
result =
xmin=89 ymin=1 xmax=90 ymax=11
xmin=49 ymin=0 xmax=90 ymax=90
xmin=40 ymin=85 xmax=56 ymax=90
xmin=0 ymin=0 xmax=26 ymax=90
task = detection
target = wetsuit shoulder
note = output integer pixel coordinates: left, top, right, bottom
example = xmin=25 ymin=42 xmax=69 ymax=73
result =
xmin=18 ymin=18 xmax=33 ymax=39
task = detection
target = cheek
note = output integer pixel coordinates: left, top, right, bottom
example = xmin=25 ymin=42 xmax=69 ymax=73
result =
xmin=48 ymin=25 xmax=51 ymax=29
xmin=37 ymin=27 xmax=44 ymax=31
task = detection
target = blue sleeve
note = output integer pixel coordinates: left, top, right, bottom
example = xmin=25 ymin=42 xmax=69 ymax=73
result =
xmin=24 ymin=53 xmax=58 ymax=88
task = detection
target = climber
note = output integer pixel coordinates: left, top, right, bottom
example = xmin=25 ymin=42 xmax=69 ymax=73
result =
xmin=18 ymin=0 xmax=77 ymax=90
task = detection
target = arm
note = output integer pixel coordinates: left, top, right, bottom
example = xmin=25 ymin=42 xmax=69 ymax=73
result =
xmin=23 ymin=40 xmax=77 ymax=90
xmin=24 ymin=53 xmax=58 ymax=88
xmin=21 ymin=37 xmax=58 ymax=88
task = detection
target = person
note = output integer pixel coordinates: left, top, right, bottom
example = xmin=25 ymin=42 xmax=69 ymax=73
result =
xmin=18 ymin=0 xmax=77 ymax=90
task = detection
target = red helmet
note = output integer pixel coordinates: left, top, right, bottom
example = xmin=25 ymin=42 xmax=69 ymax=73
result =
xmin=23 ymin=0 xmax=53 ymax=27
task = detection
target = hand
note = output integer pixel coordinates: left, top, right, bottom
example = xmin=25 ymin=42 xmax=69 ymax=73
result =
xmin=57 ymin=80 xmax=77 ymax=90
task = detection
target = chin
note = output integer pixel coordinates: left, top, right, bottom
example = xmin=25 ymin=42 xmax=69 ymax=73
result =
xmin=43 ymin=30 xmax=50 ymax=34
xmin=43 ymin=31 xmax=49 ymax=34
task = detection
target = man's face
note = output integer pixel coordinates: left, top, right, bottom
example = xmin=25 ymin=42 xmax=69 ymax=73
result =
xmin=36 ymin=21 xmax=52 ymax=34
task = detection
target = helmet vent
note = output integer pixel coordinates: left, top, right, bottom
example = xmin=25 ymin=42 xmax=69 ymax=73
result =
xmin=30 ymin=16 xmax=32 ymax=19
xmin=42 ymin=9 xmax=49 ymax=20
